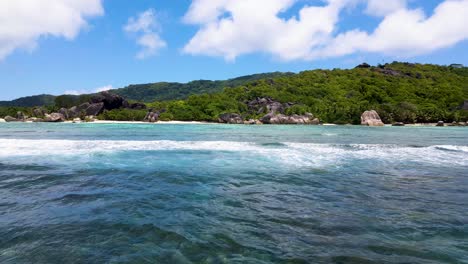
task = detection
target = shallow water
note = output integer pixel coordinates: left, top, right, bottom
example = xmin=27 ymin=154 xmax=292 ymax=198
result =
xmin=0 ymin=123 xmax=467 ymax=263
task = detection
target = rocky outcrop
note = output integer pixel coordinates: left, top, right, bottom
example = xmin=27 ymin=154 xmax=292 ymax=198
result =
xmin=4 ymin=116 xmax=18 ymax=122
xmin=244 ymin=119 xmax=261 ymax=125
xmin=44 ymin=113 xmax=66 ymax=122
xmin=58 ymin=108 xmax=69 ymax=120
xmin=16 ymin=111 xmax=25 ymax=120
xmin=144 ymin=111 xmax=160 ymax=123
xmin=247 ymin=97 xmax=293 ymax=115
xmin=90 ymin=91 xmax=128 ymax=111
xmin=85 ymin=103 xmax=104 ymax=116
xmin=33 ymin=108 xmax=47 ymax=117
xmin=218 ymin=113 xmax=244 ymax=124
xmin=361 ymin=110 xmax=384 ymax=126
xmin=261 ymin=113 xmax=319 ymax=125
xmin=436 ymin=121 xmax=444 ymax=127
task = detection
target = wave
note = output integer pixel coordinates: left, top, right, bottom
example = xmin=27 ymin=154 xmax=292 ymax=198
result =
xmin=0 ymin=139 xmax=467 ymax=167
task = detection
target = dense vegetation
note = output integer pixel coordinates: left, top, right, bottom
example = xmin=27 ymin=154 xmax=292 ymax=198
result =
xmin=146 ymin=62 xmax=468 ymax=124
xmin=1 ymin=63 xmax=467 ymax=124
xmin=0 ymin=94 xmax=56 ymax=107
xmin=111 ymin=72 xmax=293 ymax=102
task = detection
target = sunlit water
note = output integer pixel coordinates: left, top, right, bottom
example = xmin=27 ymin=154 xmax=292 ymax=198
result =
xmin=0 ymin=123 xmax=467 ymax=263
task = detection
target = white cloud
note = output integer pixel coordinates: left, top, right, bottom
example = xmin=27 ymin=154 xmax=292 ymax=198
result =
xmin=317 ymin=0 xmax=468 ymax=59
xmin=0 ymin=0 xmax=104 ymax=60
xmin=64 ymin=85 xmax=113 ymax=95
xmin=365 ymin=0 xmax=407 ymax=16
xmin=182 ymin=0 xmax=468 ymax=61
xmin=124 ymin=9 xmax=166 ymax=59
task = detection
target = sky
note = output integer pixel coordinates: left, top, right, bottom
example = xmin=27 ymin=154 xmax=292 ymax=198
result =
xmin=0 ymin=0 xmax=467 ymax=100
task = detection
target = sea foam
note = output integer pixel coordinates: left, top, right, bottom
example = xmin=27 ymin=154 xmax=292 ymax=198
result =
xmin=0 ymin=139 xmax=467 ymax=167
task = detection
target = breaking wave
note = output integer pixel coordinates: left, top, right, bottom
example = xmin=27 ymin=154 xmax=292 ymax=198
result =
xmin=0 ymin=139 xmax=466 ymax=167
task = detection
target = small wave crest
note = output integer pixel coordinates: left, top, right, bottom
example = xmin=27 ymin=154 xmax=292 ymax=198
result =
xmin=0 ymin=139 xmax=466 ymax=167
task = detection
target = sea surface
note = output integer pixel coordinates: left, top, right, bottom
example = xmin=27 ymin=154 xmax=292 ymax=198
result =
xmin=0 ymin=123 xmax=467 ymax=264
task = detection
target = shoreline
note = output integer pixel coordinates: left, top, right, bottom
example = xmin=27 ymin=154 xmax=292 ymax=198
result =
xmin=0 ymin=119 xmax=460 ymax=127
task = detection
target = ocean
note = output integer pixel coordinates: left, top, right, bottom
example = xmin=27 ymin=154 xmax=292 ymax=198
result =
xmin=0 ymin=123 xmax=467 ymax=263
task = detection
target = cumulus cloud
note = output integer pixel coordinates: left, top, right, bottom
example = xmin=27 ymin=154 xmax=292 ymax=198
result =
xmin=182 ymin=0 xmax=468 ymax=61
xmin=124 ymin=9 xmax=166 ymax=59
xmin=0 ymin=0 xmax=104 ymax=60
xmin=365 ymin=0 xmax=407 ymax=16
xmin=64 ymin=85 xmax=113 ymax=95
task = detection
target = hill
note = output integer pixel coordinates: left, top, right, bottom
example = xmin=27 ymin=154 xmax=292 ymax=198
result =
xmin=0 ymin=72 xmax=292 ymax=107
xmin=145 ymin=62 xmax=468 ymax=124
xmin=109 ymin=72 xmax=294 ymax=102
xmin=0 ymin=94 xmax=56 ymax=107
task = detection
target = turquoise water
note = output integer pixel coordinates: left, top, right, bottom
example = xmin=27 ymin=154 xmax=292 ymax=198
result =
xmin=0 ymin=123 xmax=467 ymax=263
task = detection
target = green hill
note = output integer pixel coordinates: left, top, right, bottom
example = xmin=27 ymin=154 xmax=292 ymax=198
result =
xmin=0 ymin=94 xmax=56 ymax=107
xmin=146 ymin=62 xmax=468 ymax=124
xmin=0 ymin=72 xmax=292 ymax=107
xmin=110 ymin=72 xmax=294 ymax=102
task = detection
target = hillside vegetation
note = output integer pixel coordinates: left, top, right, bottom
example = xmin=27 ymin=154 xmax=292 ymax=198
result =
xmin=110 ymin=72 xmax=294 ymax=102
xmin=146 ymin=62 xmax=468 ymax=124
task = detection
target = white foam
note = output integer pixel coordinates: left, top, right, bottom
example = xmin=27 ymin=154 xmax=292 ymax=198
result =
xmin=0 ymin=139 xmax=467 ymax=167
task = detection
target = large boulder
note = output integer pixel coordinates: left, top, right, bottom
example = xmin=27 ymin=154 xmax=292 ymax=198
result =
xmin=68 ymin=103 xmax=89 ymax=119
xmin=44 ymin=113 xmax=66 ymax=122
xmin=261 ymin=113 xmax=319 ymax=125
xmin=33 ymin=107 xmax=47 ymax=117
xmin=85 ymin=103 xmax=104 ymax=116
xmin=58 ymin=108 xmax=69 ymax=120
xmin=16 ymin=111 xmax=25 ymax=120
xmin=247 ymin=97 xmax=292 ymax=115
xmin=361 ymin=110 xmax=384 ymax=126
xmin=90 ymin=91 xmax=127 ymax=111
xmin=68 ymin=103 xmax=104 ymax=118
xmin=218 ymin=113 xmax=244 ymax=124
xmin=436 ymin=121 xmax=444 ymax=127
xmin=144 ymin=111 xmax=160 ymax=123
xmin=4 ymin=116 xmax=18 ymax=122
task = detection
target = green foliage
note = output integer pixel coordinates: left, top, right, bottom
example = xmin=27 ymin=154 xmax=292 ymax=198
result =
xmin=0 ymin=94 xmax=55 ymax=107
xmin=111 ymin=72 xmax=293 ymax=102
xmin=54 ymin=95 xmax=91 ymax=108
xmin=0 ymin=107 xmax=32 ymax=118
xmin=98 ymin=109 xmax=147 ymax=121
xmin=150 ymin=62 xmax=468 ymax=124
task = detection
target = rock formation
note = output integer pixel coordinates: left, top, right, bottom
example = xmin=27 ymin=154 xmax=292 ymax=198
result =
xmin=33 ymin=108 xmax=47 ymax=117
xmin=44 ymin=113 xmax=66 ymax=122
xmin=16 ymin=111 xmax=25 ymax=121
xmin=361 ymin=110 xmax=384 ymax=126
xmin=90 ymin=91 xmax=128 ymax=111
xmin=144 ymin=111 xmax=160 ymax=123
xmin=4 ymin=116 xmax=18 ymax=122
xmin=218 ymin=113 xmax=244 ymax=124
xmin=261 ymin=113 xmax=319 ymax=125
xmin=436 ymin=121 xmax=444 ymax=127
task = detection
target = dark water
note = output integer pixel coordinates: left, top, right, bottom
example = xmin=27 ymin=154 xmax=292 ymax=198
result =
xmin=0 ymin=123 xmax=467 ymax=263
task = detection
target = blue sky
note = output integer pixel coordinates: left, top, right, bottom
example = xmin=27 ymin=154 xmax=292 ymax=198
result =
xmin=0 ymin=0 xmax=467 ymax=100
